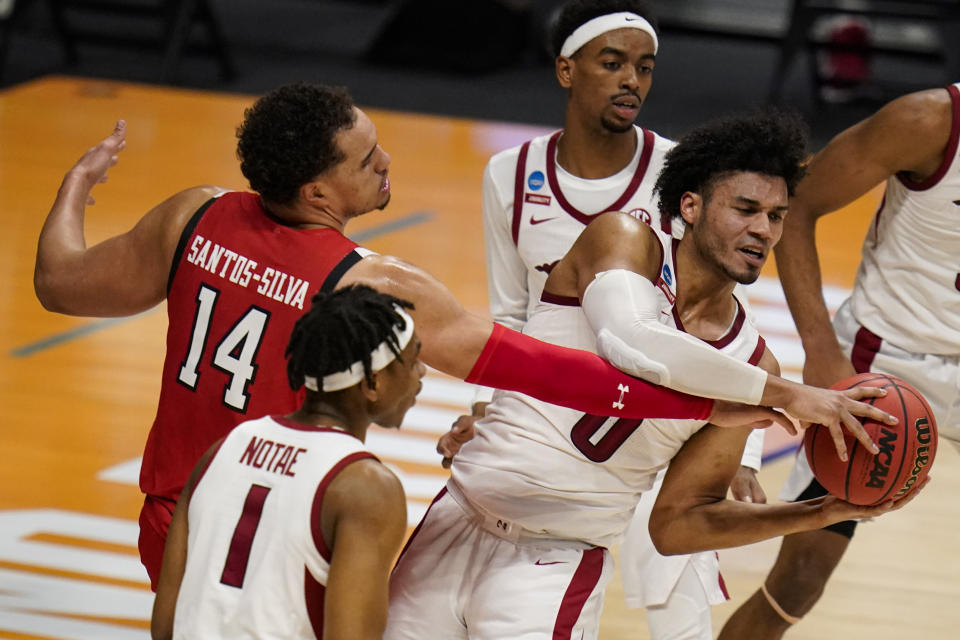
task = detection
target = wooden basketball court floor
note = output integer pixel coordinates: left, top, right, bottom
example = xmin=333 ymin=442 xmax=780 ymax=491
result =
xmin=1 ymin=76 xmax=958 ymax=639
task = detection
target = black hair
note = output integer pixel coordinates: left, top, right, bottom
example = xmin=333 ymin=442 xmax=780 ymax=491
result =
xmin=550 ymin=0 xmax=657 ymax=58
xmin=286 ymin=285 xmax=415 ymax=392
xmin=655 ymin=109 xmax=809 ymax=220
xmin=236 ymin=83 xmax=356 ymax=206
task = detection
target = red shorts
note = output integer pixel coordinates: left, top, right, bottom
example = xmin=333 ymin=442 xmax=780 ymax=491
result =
xmin=138 ymin=494 xmax=177 ymax=591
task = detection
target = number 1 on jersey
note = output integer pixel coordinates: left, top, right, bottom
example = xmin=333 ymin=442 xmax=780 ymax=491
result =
xmin=178 ymin=284 xmax=270 ymax=413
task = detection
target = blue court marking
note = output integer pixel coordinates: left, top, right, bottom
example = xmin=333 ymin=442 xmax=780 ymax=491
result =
xmin=10 ymin=316 xmax=143 ymax=358
xmin=761 ymin=442 xmax=801 ymax=465
xmin=10 ymin=210 xmax=435 ymax=358
xmin=348 ymin=210 xmax=433 ymax=243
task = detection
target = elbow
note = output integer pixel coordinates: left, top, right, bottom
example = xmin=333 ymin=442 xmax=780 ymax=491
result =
xmin=648 ymin=511 xmax=694 ymax=556
xmin=33 ymin=269 xmax=66 ymax=313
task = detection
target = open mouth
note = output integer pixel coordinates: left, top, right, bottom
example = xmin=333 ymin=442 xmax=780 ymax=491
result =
xmin=611 ymin=95 xmax=640 ymax=117
xmin=739 ymin=247 xmax=766 ymax=264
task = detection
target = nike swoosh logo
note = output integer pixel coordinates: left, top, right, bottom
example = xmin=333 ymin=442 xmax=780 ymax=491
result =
xmin=530 ymin=216 xmax=556 ymax=225
xmin=534 ymin=560 xmax=567 ymax=566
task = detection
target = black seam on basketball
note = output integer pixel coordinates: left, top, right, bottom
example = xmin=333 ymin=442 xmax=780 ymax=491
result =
xmin=838 ymin=374 xmax=892 ymax=390
xmin=874 ymin=382 xmax=910 ymax=504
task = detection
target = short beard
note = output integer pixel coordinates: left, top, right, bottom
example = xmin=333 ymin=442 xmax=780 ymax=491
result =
xmin=601 ymin=117 xmax=634 ymax=134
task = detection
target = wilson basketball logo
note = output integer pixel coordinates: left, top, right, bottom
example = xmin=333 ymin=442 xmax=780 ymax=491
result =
xmin=893 ymin=417 xmax=934 ymax=499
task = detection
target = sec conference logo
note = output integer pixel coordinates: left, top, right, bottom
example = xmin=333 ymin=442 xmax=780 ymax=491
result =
xmin=527 ymin=170 xmax=545 ymax=191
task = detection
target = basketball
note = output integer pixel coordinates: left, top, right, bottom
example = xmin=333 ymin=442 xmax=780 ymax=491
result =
xmin=804 ymin=372 xmax=937 ymax=506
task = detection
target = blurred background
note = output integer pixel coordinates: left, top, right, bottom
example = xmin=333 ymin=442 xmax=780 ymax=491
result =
xmin=1 ymin=0 xmax=957 ymax=146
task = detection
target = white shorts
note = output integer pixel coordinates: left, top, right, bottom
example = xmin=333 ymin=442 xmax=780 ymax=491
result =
xmin=385 ymin=482 xmax=613 ymax=640
xmin=644 ymin=562 xmax=716 ymax=640
xmin=781 ymin=298 xmax=960 ymax=504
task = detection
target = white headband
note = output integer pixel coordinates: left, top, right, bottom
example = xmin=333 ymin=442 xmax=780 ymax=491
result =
xmin=304 ymin=306 xmax=415 ymax=393
xmin=560 ymin=12 xmax=658 ymax=58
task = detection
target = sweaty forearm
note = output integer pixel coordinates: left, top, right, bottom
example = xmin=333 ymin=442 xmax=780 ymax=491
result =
xmin=650 ymin=498 xmax=833 ymax=555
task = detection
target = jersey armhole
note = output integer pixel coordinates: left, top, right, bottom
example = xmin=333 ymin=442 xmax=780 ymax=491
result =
xmin=320 ymin=249 xmax=364 ymax=293
xmin=166 ymin=197 xmax=220 ymax=294
xmin=309 ymin=451 xmax=379 ymax=562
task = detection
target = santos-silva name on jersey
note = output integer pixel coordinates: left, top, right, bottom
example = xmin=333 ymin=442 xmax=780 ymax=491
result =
xmin=185 ymin=234 xmax=310 ymax=310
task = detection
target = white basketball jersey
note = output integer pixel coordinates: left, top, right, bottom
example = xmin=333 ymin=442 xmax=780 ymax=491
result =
xmin=173 ymin=415 xmax=375 ymax=640
xmin=484 ymin=125 xmax=675 ymax=321
xmin=452 ymin=231 xmax=765 ymax=548
xmin=851 ymin=82 xmax=960 ymax=355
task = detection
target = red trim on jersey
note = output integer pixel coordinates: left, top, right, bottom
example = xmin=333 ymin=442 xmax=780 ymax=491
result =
xmin=394 ymin=486 xmax=448 ymax=569
xmin=540 ymin=291 xmax=581 ymax=307
xmin=310 ymin=451 xmax=378 ymax=563
xmin=552 ymin=547 xmax=605 ymax=639
xmin=850 ymin=325 xmax=883 ymax=373
xmin=672 ymin=297 xmax=747 ymax=349
xmin=545 ymin=129 xmax=655 ymax=224
xmin=193 ymin=438 xmax=226 ymax=487
xmin=896 ymin=83 xmax=960 ymax=191
xmin=511 ymin=141 xmax=532 ymax=246
xmin=748 ymin=335 xmax=767 ymax=366
xmin=716 ymin=551 xmax=731 ymax=600
xmin=304 ymin=566 xmax=326 ymax=639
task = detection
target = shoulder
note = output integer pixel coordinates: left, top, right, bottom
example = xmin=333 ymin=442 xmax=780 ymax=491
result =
xmin=581 ymin=210 xmax=656 ymax=244
xmin=880 ymin=87 xmax=953 ymax=132
xmin=323 ymin=457 xmax=405 ymax=522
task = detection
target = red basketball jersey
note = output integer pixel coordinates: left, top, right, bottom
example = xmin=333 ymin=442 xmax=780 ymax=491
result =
xmin=141 ymin=191 xmax=365 ymax=504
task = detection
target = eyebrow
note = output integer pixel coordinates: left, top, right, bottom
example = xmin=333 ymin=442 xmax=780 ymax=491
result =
xmin=734 ymin=196 xmax=788 ymax=211
xmin=597 ymin=47 xmax=656 ymax=61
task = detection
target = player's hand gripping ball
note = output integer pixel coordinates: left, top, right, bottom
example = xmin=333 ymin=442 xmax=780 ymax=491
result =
xmin=804 ymin=373 xmax=937 ymax=505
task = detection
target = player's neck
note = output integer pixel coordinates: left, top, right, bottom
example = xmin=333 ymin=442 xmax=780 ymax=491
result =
xmin=260 ymin=197 xmax=348 ymax=233
xmin=286 ymin=404 xmax=369 ymax=442
xmin=556 ymin=121 xmax=637 ymax=179
xmin=673 ymin=242 xmax=739 ymax=341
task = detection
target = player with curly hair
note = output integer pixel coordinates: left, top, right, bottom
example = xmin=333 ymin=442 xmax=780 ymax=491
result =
xmin=385 ymin=109 xmax=915 ymax=640
xmin=36 ymin=83 xmax=835 ymax=590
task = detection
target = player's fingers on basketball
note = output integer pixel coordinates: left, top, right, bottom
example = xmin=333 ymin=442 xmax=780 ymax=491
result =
xmin=846 ymin=393 xmax=897 ymax=426
xmin=840 ymin=410 xmax=879 ymax=454
xmin=825 ymin=421 xmax=849 ymax=461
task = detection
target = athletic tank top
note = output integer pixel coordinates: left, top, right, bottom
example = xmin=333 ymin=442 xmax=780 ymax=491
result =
xmin=173 ymin=415 xmax=375 ymax=639
xmin=453 ymin=230 xmax=765 ymax=547
xmin=851 ymin=82 xmax=960 ymax=355
xmin=487 ymin=126 xmax=675 ymax=319
xmin=141 ymin=191 xmax=368 ymax=503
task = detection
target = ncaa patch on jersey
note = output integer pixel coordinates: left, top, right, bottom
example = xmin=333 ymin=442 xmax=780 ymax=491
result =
xmin=661 ymin=264 xmax=673 ymax=286
xmin=527 ymin=170 xmax=545 ymax=191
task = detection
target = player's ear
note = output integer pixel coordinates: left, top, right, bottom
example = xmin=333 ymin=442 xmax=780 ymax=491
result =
xmin=359 ymin=375 xmax=379 ymax=403
xmin=300 ymin=179 xmax=327 ymax=209
xmin=556 ymin=56 xmax=574 ymax=89
xmin=679 ymin=191 xmax=702 ymax=226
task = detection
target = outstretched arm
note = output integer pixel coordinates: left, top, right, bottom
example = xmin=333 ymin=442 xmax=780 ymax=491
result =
xmin=776 ymin=87 xmax=954 ymax=388
xmin=338 ymin=254 xmax=720 ymax=421
xmin=321 ymin=459 xmax=406 ymax=640
xmin=34 ymin=120 xmax=223 ymax=316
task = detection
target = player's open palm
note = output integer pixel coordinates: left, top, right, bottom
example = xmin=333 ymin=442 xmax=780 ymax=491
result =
xmin=69 ymin=120 xmax=127 ymax=204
